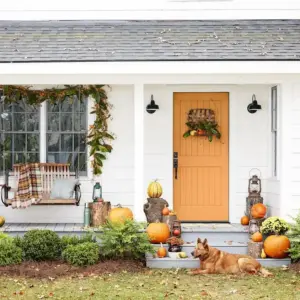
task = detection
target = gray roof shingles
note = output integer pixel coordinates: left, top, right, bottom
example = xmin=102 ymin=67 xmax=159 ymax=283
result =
xmin=0 ymin=20 xmax=299 ymax=62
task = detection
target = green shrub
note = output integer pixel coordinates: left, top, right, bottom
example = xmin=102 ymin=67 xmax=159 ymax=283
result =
xmin=62 ymin=242 xmax=99 ymax=267
xmin=97 ymin=219 xmax=155 ymax=260
xmin=287 ymin=213 xmax=300 ymax=262
xmin=0 ymin=235 xmax=22 ymax=266
xmin=22 ymin=230 xmax=61 ymax=261
xmin=261 ymin=217 xmax=290 ymax=235
xmin=61 ymin=233 xmax=95 ymax=250
xmin=13 ymin=235 xmax=23 ymax=248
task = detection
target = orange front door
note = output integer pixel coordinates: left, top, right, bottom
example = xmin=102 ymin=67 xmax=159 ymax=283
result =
xmin=173 ymin=92 xmax=229 ymax=222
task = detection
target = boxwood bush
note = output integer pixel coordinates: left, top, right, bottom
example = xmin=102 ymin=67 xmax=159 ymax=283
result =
xmin=61 ymin=233 xmax=95 ymax=251
xmin=22 ymin=230 xmax=61 ymax=261
xmin=62 ymin=242 xmax=100 ymax=266
xmin=0 ymin=233 xmax=22 ymax=266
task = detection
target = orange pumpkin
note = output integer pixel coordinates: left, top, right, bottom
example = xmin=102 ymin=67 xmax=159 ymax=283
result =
xmin=108 ymin=204 xmax=133 ymax=224
xmin=146 ymin=222 xmax=170 ymax=244
xmin=251 ymin=203 xmax=267 ymax=219
xmin=251 ymin=232 xmax=263 ymax=242
xmin=240 ymin=215 xmax=250 ymax=226
xmin=162 ymin=206 xmax=170 ymax=216
xmin=264 ymin=235 xmax=290 ymax=258
xmin=157 ymin=243 xmax=167 ymax=258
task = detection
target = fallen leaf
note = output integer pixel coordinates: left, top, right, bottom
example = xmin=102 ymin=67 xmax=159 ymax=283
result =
xmin=201 ymin=290 xmax=209 ymax=296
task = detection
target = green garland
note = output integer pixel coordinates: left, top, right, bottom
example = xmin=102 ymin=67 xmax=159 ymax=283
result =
xmin=0 ymin=85 xmax=113 ymax=175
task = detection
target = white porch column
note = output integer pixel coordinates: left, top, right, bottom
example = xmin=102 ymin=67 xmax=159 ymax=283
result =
xmin=279 ymin=82 xmax=294 ymax=219
xmin=133 ymin=84 xmax=145 ymax=221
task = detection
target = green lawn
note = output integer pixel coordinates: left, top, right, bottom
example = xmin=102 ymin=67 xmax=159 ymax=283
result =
xmin=0 ymin=269 xmax=300 ymax=300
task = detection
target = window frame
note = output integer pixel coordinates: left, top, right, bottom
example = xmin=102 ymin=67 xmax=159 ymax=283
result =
xmin=271 ymin=86 xmax=278 ymax=178
xmin=0 ymin=95 xmax=88 ymax=176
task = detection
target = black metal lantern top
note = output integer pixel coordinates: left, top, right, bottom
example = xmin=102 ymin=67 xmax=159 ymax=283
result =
xmin=146 ymin=95 xmax=159 ymax=114
xmin=247 ymin=94 xmax=262 ymax=114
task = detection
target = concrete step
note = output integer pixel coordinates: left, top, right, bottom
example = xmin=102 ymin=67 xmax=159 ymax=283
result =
xmin=146 ymin=257 xmax=291 ymax=269
xmin=153 ymin=242 xmax=248 ymax=255
xmin=179 ymin=223 xmax=249 ymax=245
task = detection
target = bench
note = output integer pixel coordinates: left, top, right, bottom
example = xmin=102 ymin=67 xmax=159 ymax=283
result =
xmin=1 ymin=163 xmax=81 ymax=206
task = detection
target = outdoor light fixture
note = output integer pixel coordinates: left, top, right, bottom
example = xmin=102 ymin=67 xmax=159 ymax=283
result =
xmin=247 ymin=94 xmax=262 ymax=114
xmin=146 ymin=95 xmax=159 ymax=114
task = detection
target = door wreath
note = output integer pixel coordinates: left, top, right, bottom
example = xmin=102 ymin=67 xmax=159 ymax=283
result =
xmin=183 ymin=108 xmax=221 ymax=142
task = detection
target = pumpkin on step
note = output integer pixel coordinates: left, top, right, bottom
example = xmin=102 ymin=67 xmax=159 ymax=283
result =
xmin=251 ymin=203 xmax=267 ymax=219
xmin=147 ymin=180 xmax=163 ymax=198
xmin=264 ymin=235 xmax=290 ymax=258
xmin=0 ymin=216 xmax=5 ymax=227
xmin=162 ymin=206 xmax=170 ymax=216
xmin=240 ymin=215 xmax=250 ymax=226
xmin=108 ymin=204 xmax=133 ymax=224
xmin=146 ymin=222 xmax=170 ymax=244
xmin=157 ymin=243 xmax=167 ymax=258
xmin=251 ymin=232 xmax=263 ymax=242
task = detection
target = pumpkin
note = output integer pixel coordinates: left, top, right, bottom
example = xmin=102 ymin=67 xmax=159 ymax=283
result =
xmin=147 ymin=180 xmax=163 ymax=198
xmin=147 ymin=222 xmax=170 ymax=244
xmin=240 ymin=215 xmax=250 ymax=226
xmin=264 ymin=235 xmax=290 ymax=258
xmin=251 ymin=203 xmax=267 ymax=219
xmin=0 ymin=216 xmax=5 ymax=227
xmin=251 ymin=232 xmax=263 ymax=242
xmin=108 ymin=204 xmax=133 ymax=224
xmin=157 ymin=243 xmax=167 ymax=258
xmin=162 ymin=206 xmax=170 ymax=216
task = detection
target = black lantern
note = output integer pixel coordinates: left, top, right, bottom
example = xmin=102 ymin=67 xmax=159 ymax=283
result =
xmin=92 ymin=182 xmax=102 ymax=202
xmin=146 ymin=95 xmax=159 ymax=114
xmin=246 ymin=169 xmax=263 ymax=217
xmin=247 ymin=94 xmax=262 ymax=114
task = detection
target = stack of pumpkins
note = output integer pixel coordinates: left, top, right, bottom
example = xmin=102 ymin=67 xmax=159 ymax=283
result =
xmin=241 ymin=204 xmax=290 ymax=259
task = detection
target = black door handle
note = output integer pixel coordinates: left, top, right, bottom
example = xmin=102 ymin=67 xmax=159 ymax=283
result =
xmin=173 ymin=152 xmax=178 ymax=179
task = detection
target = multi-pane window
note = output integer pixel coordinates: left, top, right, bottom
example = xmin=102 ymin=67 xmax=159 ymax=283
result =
xmin=0 ymin=99 xmax=40 ymax=174
xmin=47 ymin=96 xmax=87 ymax=175
xmin=271 ymin=86 xmax=278 ymax=177
xmin=0 ymin=93 xmax=88 ymax=176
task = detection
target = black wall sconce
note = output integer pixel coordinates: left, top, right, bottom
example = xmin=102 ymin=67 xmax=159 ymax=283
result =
xmin=146 ymin=95 xmax=159 ymax=114
xmin=247 ymin=94 xmax=262 ymax=114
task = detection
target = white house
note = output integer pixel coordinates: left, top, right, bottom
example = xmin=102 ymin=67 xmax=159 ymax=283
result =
xmin=0 ymin=1 xmax=300 ymax=225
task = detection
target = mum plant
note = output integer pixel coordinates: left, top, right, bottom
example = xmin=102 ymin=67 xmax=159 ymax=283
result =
xmin=261 ymin=217 xmax=290 ymax=235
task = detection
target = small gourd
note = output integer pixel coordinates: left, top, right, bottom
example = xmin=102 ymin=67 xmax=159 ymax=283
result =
xmin=261 ymin=249 xmax=267 ymax=259
xmin=162 ymin=205 xmax=170 ymax=216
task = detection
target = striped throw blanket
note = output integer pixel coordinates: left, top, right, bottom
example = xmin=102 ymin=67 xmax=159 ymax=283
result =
xmin=12 ymin=163 xmax=43 ymax=209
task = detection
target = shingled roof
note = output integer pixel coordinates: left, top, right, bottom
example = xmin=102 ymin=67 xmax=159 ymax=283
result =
xmin=0 ymin=20 xmax=299 ymax=62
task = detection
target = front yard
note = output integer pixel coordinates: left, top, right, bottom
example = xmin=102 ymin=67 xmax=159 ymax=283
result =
xmin=0 ymin=266 xmax=300 ymax=300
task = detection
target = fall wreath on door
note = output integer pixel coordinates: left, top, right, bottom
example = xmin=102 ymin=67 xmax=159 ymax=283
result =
xmin=183 ymin=108 xmax=221 ymax=142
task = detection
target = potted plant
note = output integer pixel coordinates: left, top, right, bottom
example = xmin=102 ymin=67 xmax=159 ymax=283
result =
xmin=166 ymin=236 xmax=184 ymax=257
xmin=261 ymin=217 xmax=290 ymax=237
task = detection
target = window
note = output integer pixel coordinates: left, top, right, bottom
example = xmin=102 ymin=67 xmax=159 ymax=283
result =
xmin=0 ymin=93 xmax=87 ymax=175
xmin=0 ymin=99 xmax=40 ymax=173
xmin=47 ymin=96 xmax=87 ymax=175
xmin=271 ymin=86 xmax=278 ymax=177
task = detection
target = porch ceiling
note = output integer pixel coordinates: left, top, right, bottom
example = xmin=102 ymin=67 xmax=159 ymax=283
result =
xmin=0 ymin=20 xmax=300 ymax=62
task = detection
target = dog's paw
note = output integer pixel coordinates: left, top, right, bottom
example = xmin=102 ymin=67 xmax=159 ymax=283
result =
xmin=188 ymin=270 xmax=199 ymax=275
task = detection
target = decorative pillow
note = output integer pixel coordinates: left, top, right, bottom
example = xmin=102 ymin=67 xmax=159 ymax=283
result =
xmin=50 ymin=179 xmax=79 ymax=199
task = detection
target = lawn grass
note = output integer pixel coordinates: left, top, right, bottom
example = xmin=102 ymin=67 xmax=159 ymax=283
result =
xmin=0 ymin=268 xmax=299 ymax=300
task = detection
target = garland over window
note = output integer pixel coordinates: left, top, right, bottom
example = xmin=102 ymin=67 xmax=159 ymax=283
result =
xmin=0 ymin=85 xmax=113 ymax=175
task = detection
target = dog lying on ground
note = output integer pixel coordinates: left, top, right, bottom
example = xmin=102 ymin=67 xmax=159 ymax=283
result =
xmin=190 ymin=238 xmax=272 ymax=277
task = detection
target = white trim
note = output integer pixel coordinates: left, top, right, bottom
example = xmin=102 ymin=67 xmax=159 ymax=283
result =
xmin=39 ymin=102 xmax=47 ymax=163
xmin=1 ymin=62 xmax=300 ymax=77
xmin=134 ymin=84 xmax=145 ymax=221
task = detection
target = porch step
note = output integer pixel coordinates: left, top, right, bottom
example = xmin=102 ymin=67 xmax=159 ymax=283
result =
xmin=180 ymin=223 xmax=249 ymax=245
xmin=153 ymin=241 xmax=248 ymax=255
xmin=146 ymin=257 xmax=291 ymax=269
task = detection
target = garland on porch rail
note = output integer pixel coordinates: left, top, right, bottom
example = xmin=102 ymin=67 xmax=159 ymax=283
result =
xmin=0 ymin=85 xmax=114 ymax=175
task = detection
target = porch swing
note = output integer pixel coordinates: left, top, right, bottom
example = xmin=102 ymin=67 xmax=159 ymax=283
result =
xmin=1 ymin=163 xmax=81 ymax=207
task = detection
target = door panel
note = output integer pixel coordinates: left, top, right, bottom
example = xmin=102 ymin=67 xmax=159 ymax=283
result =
xmin=173 ymin=92 xmax=229 ymax=221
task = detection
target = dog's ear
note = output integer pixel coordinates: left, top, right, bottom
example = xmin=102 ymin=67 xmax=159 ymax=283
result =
xmin=197 ymin=238 xmax=202 ymax=244
xmin=203 ymin=238 xmax=209 ymax=249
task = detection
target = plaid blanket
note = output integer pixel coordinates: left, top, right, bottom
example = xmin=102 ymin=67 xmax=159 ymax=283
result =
xmin=12 ymin=163 xmax=43 ymax=209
